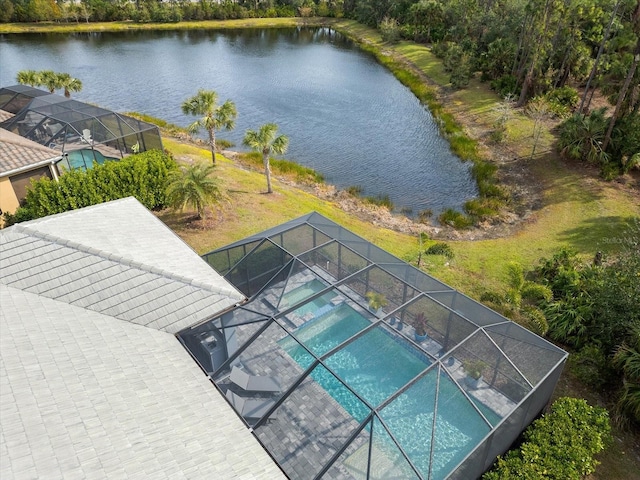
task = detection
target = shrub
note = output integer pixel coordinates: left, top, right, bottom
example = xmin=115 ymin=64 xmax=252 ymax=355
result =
xmin=379 ymin=16 xmax=400 ymax=43
xmin=424 ymin=242 xmax=454 ymax=258
xmin=417 ymin=208 xmax=433 ymax=223
xmin=464 ymin=198 xmax=501 ymax=219
xmin=545 ymin=86 xmax=579 ymax=116
xmin=4 ymin=150 xmax=177 ymax=225
xmin=483 ymin=397 xmax=611 ymax=480
xmin=364 ymin=194 xmax=393 ymax=209
xmin=346 ymin=185 xmax=363 ymax=196
xmin=438 ymin=208 xmax=473 ymax=229
xmin=569 ymin=345 xmax=613 ymax=391
xmin=490 ymin=75 xmax=519 ymax=97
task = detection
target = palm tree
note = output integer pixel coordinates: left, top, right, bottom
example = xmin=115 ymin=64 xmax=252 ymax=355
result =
xmin=58 ymin=73 xmax=83 ymax=98
xmin=16 ymin=70 xmax=41 ymax=87
xmin=181 ymin=89 xmax=237 ymax=165
xmin=243 ymin=123 xmax=289 ymax=194
xmin=39 ymin=70 xmax=62 ymax=93
xmin=166 ymin=162 xmax=224 ymax=220
xmin=558 ymin=108 xmax=609 ymax=164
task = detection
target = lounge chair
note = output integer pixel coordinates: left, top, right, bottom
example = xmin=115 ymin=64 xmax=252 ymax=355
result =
xmin=230 ymin=366 xmax=281 ymax=394
xmin=225 ymin=390 xmax=277 ymax=423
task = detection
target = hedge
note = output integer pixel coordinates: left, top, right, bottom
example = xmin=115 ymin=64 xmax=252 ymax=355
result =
xmin=3 ymin=150 xmax=177 ymax=226
xmin=483 ymin=397 xmax=611 ymax=480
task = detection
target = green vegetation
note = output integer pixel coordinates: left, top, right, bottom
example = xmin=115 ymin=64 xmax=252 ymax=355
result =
xmin=16 ymin=68 xmax=82 ymax=97
xmin=2 ymin=150 xmax=176 ymax=226
xmin=238 ymin=152 xmax=323 ymax=185
xmin=533 ymin=246 xmax=640 ymax=426
xmin=480 ymin=262 xmax=552 ymax=336
xmin=364 ymin=194 xmax=393 ymax=209
xmin=483 ymin=397 xmax=611 ymax=480
xmin=424 ymin=242 xmax=454 ymax=259
xmin=181 ymin=89 xmax=237 ymax=165
xmin=166 ymin=161 xmax=224 ymax=219
xmin=243 ymin=123 xmax=289 ymax=194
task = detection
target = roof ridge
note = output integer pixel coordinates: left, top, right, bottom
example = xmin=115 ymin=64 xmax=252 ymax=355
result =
xmin=12 ymin=224 xmax=237 ymax=296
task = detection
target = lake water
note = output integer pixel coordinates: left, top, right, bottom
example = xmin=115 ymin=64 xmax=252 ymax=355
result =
xmin=0 ymin=27 xmax=477 ymax=215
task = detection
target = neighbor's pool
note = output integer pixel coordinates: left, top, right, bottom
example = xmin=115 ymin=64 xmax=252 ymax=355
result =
xmin=62 ymin=149 xmax=117 ymax=171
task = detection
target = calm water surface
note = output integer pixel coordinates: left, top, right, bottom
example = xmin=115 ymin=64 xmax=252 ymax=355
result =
xmin=0 ymin=28 xmax=477 ymax=215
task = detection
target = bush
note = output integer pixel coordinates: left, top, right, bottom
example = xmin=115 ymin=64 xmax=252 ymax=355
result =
xmin=438 ymin=208 xmax=474 ymax=229
xmin=544 ymin=86 xmax=579 ymax=118
xmin=569 ymin=345 xmax=613 ymax=391
xmin=424 ymin=242 xmax=454 ymax=258
xmin=4 ymin=150 xmax=177 ymax=225
xmin=346 ymin=185 xmax=363 ymax=196
xmin=483 ymin=397 xmax=611 ymax=480
xmin=379 ymin=16 xmax=400 ymax=43
xmin=417 ymin=208 xmax=433 ymax=223
xmin=464 ymin=198 xmax=501 ymax=219
xmin=490 ymin=74 xmax=519 ymax=97
xmin=364 ymin=194 xmax=393 ymax=209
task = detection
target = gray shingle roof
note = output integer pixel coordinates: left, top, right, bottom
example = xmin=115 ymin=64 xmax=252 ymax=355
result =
xmin=0 ymin=198 xmax=283 ymax=479
xmin=2 ymin=197 xmax=245 ymax=334
xmin=0 ymin=285 xmax=285 ymax=479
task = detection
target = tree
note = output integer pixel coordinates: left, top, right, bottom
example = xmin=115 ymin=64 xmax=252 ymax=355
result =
xmin=166 ymin=161 xmax=224 ymax=220
xmin=181 ymin=89 xmax=237 ymax=165
xmin=16 ymin=70 xmax=83 ymax=98
xmin=39 ymin=70 xmax=62 ymax=93
xmin=16 ymin=70 xmax=41 ymax=87
xmin=603 ymin=2 xmax=640 ymax=151
xmin=243 ymin=123 xmax=289 ymax=194
xmin=58 ymin=73 xmax=83 ymax=98
xmin=558 ymin=108 xmax=609 ymax=164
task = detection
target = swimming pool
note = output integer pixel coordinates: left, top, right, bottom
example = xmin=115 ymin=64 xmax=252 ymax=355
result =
xmin=64 ymin=149 xmax=117 ymax=171
xmin=279 ymin=278 xmax=327 ymax=310
xmin=280 ymin=308 xmax=499 ymax=479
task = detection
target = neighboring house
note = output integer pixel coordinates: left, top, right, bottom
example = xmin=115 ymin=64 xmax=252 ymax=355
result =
xmin=0 ymin=128 xmax=62 ymax=218
xmin=0 ymin=85 xmax=163 ymax=172
xmin=0 ymin=198 xmax=285 ymax=479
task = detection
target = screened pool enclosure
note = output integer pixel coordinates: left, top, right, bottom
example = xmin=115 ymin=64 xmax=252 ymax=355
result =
xmin=179 ymin=213 xmax=567 ymax=480
xmin=0 ymin=85 xmax=162 ymax=171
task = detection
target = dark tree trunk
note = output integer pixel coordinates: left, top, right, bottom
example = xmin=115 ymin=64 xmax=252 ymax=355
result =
xmin=602 ymin=38 xmax=640 ymax=151
xmin=580 ymin=0 xmax=622 ymax=112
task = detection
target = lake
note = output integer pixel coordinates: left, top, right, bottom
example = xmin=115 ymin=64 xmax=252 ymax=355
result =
xmin=0 ymin=27 xmax=477 ymax=216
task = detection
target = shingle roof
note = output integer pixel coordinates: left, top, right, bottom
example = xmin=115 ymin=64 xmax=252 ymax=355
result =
xmin=0 ymin=199 xmax=283 ymax=479
xmin=0 ymin=285 xmax=285 ymax=479
xmin=0 ymin=109 xmax=14 ymax=122
xmin=2 ymin=197 xmax=245 ymax=334
xmin=0 ymin=127 xmax=61 ymax=176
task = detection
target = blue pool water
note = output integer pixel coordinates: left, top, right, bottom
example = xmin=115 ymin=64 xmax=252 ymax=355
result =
xmin=280 ymin=279 xmax=327 ymax=310
xmin=63 ymin=149 xmax=117 ymax=171
xmin=280 ymin=305 xmax=501 ymax=479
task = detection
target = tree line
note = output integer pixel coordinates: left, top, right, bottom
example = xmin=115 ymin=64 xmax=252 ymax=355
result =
xmin=0 ymin=0 xmax=343 ymax=24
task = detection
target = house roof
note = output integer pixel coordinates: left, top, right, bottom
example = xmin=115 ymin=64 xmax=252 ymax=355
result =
xmin=0 ymin=127 xmax=61 ymax=176
xmin=1 ymin=197 xmax=245 ymax=334
xmin=0 ymin=285 xmax=284 ymax=479
xmin=0 ymin=109 xmax=14 ymax=122
xmin=0 ymin=199 xmax=283 ymax=479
